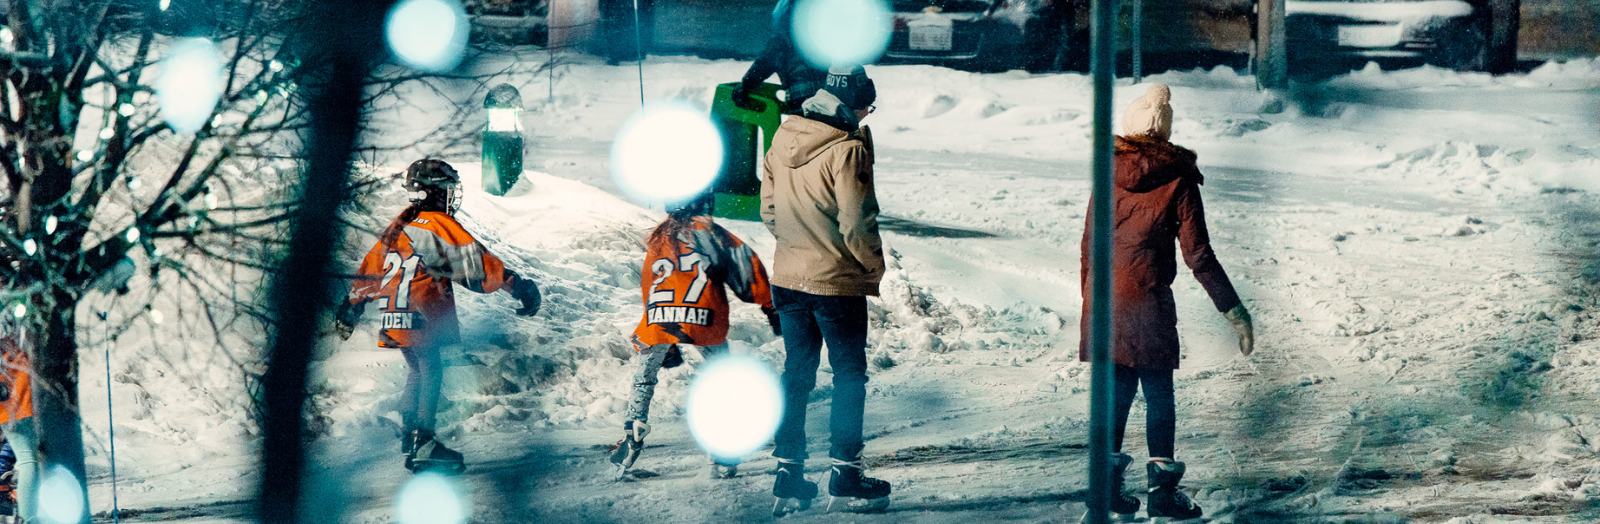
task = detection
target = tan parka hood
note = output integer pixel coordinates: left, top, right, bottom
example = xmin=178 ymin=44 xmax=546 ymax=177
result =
xmin=772 ymin=119 xmax=857 ymax=169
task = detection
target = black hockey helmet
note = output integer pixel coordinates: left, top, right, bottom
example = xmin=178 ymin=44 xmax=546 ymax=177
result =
xmin=665 ymin=191 xmax=714 ymax=218
xmin=404 ymin=159 xmax=462 ymax=214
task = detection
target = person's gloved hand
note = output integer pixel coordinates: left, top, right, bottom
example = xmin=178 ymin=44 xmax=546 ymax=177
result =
xmin=1225 ymin=304 xmax=1254 ymax=356
xmin=762 ymin=307 xmax=782 ymax=336
xmin=334 ymin=301 xmax=361 ymax=341
xmin=732 ymin=84 xmax=763 ymax=111
xmin=506 ymin=270 xmax=542 ymax=317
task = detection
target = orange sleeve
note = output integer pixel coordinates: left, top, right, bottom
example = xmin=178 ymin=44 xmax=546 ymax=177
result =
xmin=347 ymin=241 xmax=388 ymax=305
xmin=415 ymin=213 xmax=511 ymax=294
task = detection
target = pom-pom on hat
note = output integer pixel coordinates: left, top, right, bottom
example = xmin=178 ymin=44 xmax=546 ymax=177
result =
xmin=824 ymin=65 xmax=877 ymax=111
xmin=1122 ymin=83 xmax=1173 ymax=140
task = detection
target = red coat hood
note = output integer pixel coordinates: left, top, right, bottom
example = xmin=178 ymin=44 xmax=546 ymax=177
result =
xmin=1114 ymin=135 xmax=1202 ymax=193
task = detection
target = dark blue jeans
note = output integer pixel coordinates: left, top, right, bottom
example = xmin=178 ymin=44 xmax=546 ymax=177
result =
xmin=771 ymin=287 xmax=869 ymax=463
xmin=1113 ymin=365 xmax=1176 ymax=459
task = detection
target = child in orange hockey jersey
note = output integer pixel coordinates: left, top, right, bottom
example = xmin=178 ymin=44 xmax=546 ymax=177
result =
xmin=336 ymin=159 xmax=542 ymax=473
xmin=609 ymin=194 xmax=779 ymax=479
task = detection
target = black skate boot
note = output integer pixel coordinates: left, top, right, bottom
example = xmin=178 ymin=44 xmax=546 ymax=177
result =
xmin=1109 ymin=453 xmax=1142 ymax=517
xmin=406 ymin=430 xmax=465 ymax=474
xmin=826 ymin=461 xmax=891 ymax=513
xmin=607 ymin=421 xmax=649 ymax=480
xmin=771 ymin=459 xmax=817 ymax=517
xmin=1146 ymin=460 xmax=1202 ymax=522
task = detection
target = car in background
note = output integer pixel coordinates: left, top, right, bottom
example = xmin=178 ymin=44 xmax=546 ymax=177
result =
xmin=468 ymin=0 xmax=550 ymax=46
xmin=1285 ymin=0 xmax=1519 ymax=72
xmin=883 ymin=0 xmax=1084 ymax=72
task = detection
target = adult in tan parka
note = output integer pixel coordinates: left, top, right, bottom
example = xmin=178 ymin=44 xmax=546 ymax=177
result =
xmin=760 ymin=65 xmax=891 ymax=515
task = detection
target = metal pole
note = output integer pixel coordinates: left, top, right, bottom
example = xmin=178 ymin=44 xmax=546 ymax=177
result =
xmin=632 ymin=0 xmax=645 ymax=105
xmin=1130 ymin=0 xmax=1141 ymax=83
xmin=102 ymin=311 xmax=118 ymax=524
xmin=1085 ymin=0 xmax=1117 ymax=521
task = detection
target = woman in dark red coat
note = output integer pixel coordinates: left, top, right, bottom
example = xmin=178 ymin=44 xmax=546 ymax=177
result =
xmin=1078 ymin=83 xmax=1254 ymax=520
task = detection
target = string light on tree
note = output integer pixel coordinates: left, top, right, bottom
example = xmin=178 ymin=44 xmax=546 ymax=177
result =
xmin=45 ymin=216 xmax=57 ymax=235
xmin=11 ymin=303 xmax=23 ymax=319
xmin=792 ymin=0 xmax=892 ymax=69
xmin=396 ymin=473 xmax=469 ymax=524
xmin=23 ymin=240 xmax=35 ymax=256
xmin=155 ymin=38 xmax=225 ymax=135
xmin=609 ymin=101 xmax=725 ymax=207
xmin=125 ymin=227 xmax=141 ymax=243
xmin=75 ymin=150 xmax=93 ymax=163
xmin=686 ymin=355 xmax=784 ymax=462
xmin=37 ymin=465 xmax=85 ymax=524
xmin=118 ymin=103 xmax=136 ymax=117
xmin=385 ymin=0 xmax=470 ymax=72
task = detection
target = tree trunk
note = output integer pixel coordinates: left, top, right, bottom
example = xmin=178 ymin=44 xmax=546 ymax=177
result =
xmin=32 ymin=287 xmax=89 ymax=524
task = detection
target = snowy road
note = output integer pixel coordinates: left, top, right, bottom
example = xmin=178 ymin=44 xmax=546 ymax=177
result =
xmin=79 ymin=56 xmax=1600 ymax=523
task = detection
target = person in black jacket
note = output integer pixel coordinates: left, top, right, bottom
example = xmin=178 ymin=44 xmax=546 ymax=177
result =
xmin=733 ymin=0 xmax=827 ymax=114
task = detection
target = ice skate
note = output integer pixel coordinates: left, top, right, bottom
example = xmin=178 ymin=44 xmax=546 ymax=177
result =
xmin=707 ymin=455 xmax=738 ymax=479
xmin=1146 ymin=460 xmax=1202 ymax=522
xmin=770 ymin=460 xmax=817 ymax=517
xmin=1110 ymin=453 xmax=1142 ymax=517
xmin=826 ymin=461 xmax=891 ymax=513
xmin=607 ymin=421 xmax=649 ymax=480
xmin=1078 ymin=453 xmax=1141 ymax=522
xmin=406 ymin=430 xmax=465 ymax=474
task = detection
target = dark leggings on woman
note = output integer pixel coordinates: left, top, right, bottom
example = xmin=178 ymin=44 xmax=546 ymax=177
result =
xmin=1112 ymin=364 xmax=1176 ymax=459
xmin=399 ymin=345 xmax=443 ymax=433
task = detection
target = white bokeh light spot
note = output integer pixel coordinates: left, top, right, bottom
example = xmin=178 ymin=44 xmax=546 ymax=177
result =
xmin=609 ymin=102 xmax=724 ymax=206
xmin=156 ymin=39 xmax=224 ymax=135
xmin=38 ymin=465 xmax=84 ymax=524
xmin=395 ymin=473 xmax=469 ymax=524
xmin=386 ymin=0 xmax=470 ymax=72
xmin=792 ymin=0 xmax=892 ymax=69
xmin=687 ymin=355 xmax=784 ymax=462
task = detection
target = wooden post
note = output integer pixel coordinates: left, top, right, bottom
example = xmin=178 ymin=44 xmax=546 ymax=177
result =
xmin=1255 ymin=0 xmax=1287 ymax=89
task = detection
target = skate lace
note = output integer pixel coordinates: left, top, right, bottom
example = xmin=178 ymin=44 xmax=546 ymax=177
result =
xmin=1172 ymin=489 xmax=1197 ymax=509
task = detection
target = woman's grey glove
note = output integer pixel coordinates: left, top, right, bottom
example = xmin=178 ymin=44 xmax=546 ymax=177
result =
xmin=1225 ymin=304 xmax=1254 ymax=356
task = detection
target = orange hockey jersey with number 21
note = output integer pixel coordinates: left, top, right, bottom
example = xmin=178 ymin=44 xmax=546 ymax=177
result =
xmin=633 ymin=217 xmax=773 ymax=349
xmin=349 ymin=211 xmax=513 ymax=348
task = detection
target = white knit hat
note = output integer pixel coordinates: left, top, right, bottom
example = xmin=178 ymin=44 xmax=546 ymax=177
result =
xmin=1122 ymin=83 xmax=1173 ymax=140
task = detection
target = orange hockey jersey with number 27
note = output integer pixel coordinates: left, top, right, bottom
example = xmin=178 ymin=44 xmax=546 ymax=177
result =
xmin=634 ymin=218 xmax=773 ymax=348
xmin=349 ymin=211 xmax=512 ymax=348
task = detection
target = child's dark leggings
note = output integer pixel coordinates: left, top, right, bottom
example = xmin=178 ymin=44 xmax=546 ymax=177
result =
xmin=400 ymin=345 xmax=443 ymax=434
xmin=1112 ymin=364 xmax=1176 ymax=459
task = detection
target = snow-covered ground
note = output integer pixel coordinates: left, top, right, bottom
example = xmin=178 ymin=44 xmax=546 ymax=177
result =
xmin=74 ymin=53 xmax=1600 ymax=523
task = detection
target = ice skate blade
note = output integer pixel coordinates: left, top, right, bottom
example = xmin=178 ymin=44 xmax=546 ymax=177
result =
xmin=410 ymin=459 xmax=465 ymax=475
xmin=709 ymin=465 xmax=738 ymax=479
xmin=827 ymin=495 xmax=890 ymax=513
xmin=771 ymin=497 xmax=811 ymax=517
xmin=1078 ymin=511 xmax=1139 ymax=523
xmin=1148 ymin=516 xmax=1204 ymax=523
